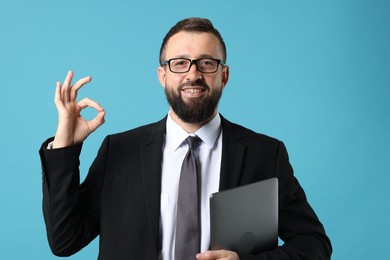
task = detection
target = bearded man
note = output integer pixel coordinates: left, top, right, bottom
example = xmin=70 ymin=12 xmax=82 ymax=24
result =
xmin=39 ymin=18 xmax=332 ymax=260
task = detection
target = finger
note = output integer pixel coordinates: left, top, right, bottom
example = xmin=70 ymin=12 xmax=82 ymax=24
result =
xmin=61 ymin=70 xmax=73 ymax=103
xmin=197 ymin=250 xmax=237 ymax=260
xmin=197 ymin=251 xmax=216 ymax=260
xmin=90 ymin=109 xmax=106 ymax=130
xmin=77 ymin=97 xmax=104 ymax=111
xmin=63 ymin=70 xmax=73 ymax=88
xmin=77 ymin=97 xmax=106 ymax=131
xmin=70 ymin=75 xmax=92 ymax=102
xmin=54 ymin=81 xmax=65 ymax=109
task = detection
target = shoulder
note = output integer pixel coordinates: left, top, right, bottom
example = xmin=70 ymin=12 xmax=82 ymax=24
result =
xmin=104 ymin=117 xmax=167 ymax=146
xmin=221 ymin=115 xmax=281 ymax=147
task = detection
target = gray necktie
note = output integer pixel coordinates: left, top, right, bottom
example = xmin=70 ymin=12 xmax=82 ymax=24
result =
xmin=175 ymin=136 xmax=202 ymax=260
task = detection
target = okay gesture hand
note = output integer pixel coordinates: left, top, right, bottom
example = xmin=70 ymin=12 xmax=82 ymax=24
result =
xmin=52 ymin=71 xmax=106 ymax=148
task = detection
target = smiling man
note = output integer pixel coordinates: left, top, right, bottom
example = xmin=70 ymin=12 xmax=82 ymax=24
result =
xmin=39 ymin=18 xmax=332 ymax=260
xmin=159 ymin=29 xmax=228 ymax=132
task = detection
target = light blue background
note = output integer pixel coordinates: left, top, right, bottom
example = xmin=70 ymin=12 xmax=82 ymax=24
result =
xmin=1 ymin=0 xmax=389 ymax=259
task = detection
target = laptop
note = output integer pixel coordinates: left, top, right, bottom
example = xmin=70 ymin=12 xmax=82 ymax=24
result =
xmin=209 ymin=177 xmax=278 ymax=254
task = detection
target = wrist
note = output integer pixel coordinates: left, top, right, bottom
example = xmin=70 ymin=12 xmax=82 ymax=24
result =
xmin=52 ymin=137 xmax=74 ymax=149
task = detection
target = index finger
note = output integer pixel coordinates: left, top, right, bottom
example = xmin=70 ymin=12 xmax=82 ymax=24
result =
xmin=77 ymin=97 xmax=104 ymax=111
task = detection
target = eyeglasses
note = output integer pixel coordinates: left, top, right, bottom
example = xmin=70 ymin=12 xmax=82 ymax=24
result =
xmin=161 ymin=58 xmax=225 ymax=74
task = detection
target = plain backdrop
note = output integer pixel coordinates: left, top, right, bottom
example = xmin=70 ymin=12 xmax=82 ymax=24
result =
xmin=1 ymin=0 xmax=389 ymax=259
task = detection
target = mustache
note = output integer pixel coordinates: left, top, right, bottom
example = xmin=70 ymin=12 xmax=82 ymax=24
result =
xmin=179 ymin=79 xmax=210 ymax=91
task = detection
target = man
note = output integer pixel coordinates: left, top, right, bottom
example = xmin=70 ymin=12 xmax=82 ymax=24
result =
xmin=39 ymin=18 xmax=332 ymax=259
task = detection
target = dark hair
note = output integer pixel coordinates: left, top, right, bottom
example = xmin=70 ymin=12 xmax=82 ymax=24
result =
xmin=159 ymin=18 xmax=227 ymax=65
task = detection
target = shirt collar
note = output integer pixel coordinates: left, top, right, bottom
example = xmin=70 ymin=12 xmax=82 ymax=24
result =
xmin=166 ymin=112 xmax=221 ymax=151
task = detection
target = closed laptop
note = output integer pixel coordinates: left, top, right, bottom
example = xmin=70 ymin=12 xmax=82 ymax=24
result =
xmin=210 ymin=177 xmax=278 ymax=254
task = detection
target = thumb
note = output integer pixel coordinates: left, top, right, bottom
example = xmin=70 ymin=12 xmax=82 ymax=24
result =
xmin=89 ymin=109 xmax=106 ymax=132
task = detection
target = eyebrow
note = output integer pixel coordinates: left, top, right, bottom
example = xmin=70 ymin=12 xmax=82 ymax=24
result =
xmin=169 ymin=54 xmax=219 ymax=59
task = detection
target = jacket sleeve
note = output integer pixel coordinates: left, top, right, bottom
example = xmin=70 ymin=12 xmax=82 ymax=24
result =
xmin=238 ymin=142 xmax=332 ymax=260
xmin=39 ymin=136 xmax=110 ymax=256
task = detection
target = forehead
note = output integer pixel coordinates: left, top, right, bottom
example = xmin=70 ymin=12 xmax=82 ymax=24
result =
xmin=164 ymin=31 xmax=223 ymax=59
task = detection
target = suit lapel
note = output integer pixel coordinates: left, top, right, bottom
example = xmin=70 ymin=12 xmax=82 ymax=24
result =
xmin=140 ymin=117 xmax=166 ymax=253
xmin=138 ymin=115 xmax=247 ymax=252
xmin=219 ymin=116 xmax=247 ymax=191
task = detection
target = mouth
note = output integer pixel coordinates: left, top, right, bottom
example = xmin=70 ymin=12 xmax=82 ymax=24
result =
xmin=182 ymin=87 xmax=206 ymax=94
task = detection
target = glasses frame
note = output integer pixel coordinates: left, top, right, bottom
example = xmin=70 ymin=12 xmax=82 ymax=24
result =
xmin=161 ymin=58 xmax=226 ymax=74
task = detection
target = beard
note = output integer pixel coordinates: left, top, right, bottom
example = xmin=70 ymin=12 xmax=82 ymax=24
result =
xmin=165 ymin=79 xmax=223 ymax=124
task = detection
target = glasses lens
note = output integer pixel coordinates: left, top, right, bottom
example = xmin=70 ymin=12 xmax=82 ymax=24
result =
xmin=197 ymin=59 xmax=218 ymax=73
xmin=170 ymin=59 xmax=191 ymax=73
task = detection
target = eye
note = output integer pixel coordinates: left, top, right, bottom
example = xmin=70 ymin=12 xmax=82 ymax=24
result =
xmin=199 ymin=59 xmax=216 ymax=67
xmin=171 ymin=59 xmax=189 ymax=67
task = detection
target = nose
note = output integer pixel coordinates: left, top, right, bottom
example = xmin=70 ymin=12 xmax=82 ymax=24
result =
xmin=186 ymin=61 xmax=203 ymax=81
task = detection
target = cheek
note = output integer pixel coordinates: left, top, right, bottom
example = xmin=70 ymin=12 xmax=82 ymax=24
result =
xmin=206 ymin=75 xmax=223 ymax=88
xmin=166 ymin=74 xmax=185 ymax=87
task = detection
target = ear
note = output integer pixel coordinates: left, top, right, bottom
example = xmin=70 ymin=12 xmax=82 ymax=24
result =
xmin=221 ymin=65 xmax=229 ymax=89
xmin=157 ymin=66 xmax=167 ymax=88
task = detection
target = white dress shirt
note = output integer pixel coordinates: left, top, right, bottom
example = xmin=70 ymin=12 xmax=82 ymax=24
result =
xmin=159 ymin=113 xmax=222 ymax=260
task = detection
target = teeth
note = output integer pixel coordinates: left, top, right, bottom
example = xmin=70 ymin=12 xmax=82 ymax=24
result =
xmin=184 ymin=88 xmax=203 ymax=93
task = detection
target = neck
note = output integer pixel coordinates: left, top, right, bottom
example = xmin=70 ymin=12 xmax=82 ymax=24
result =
xmin=169 ymin=109 xmax=217 ymax=133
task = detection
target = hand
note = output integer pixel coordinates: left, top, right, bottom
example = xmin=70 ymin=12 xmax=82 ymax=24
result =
xmin=52 ymin=71 xmax=105 ymax=148
xmin=196 ymin=250 xmax=239 ymax=260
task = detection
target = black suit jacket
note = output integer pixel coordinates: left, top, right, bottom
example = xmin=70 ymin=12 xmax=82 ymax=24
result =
xmin=39 ymin=115 xmax=332 ymax=259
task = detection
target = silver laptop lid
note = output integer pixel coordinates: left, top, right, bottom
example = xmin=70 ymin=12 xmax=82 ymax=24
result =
xmin=210 ymin=177 xmax=278 ymax=254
